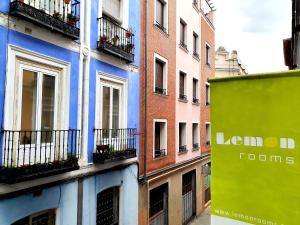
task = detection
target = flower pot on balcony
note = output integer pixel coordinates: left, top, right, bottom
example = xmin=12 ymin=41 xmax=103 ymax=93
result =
xmin=64 ymin=0 xmax=71 ymax=4
xmin=126 ymin=31 xmax=133 ymax=38
xmin=126 ymin=43 xmax=134 ymax=52
xmin=100 ymin=36 xmax=107 ymax=45
xmin=67 ymin=13 xmax=79 ymax=27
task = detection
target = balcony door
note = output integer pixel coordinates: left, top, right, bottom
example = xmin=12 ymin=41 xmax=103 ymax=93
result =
xmin=9 ymin=65 xmax=58 ymax=166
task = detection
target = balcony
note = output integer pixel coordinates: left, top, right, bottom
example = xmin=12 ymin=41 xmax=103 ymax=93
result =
xmin=10 ymin=0 xmax=80 ymax=39
xmin=93 ymin=129 xmax=136 ymax=163
xmin=193 ymin=143 xmax=199 ymax=149
xmin=98 ymin=17 xmax=135 ymax=63
xmin=155 ymin=87 xmax=167 ymax=95
xmin=0 ymin=129 xmax=80 ymax=184
xmin=179 ymin=94 xmax=187 ymax=101
xmin=154 ymin=149 xmax=166 ymax=159
xmin=193 ymin=97 xmax=199 ymax=104
xmin=179 ymin=145 xmax=187 ymax=154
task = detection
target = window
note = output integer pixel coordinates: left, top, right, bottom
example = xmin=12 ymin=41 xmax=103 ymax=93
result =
xmin=182 ymin=170 xmax=196 ymax=224
xmin=154 ymin=55 xmax=168 ymax=95
xmin=180 ymin=19 xmax=187 ymax=49
xmin=192 ymin=78 xmax=199 ymax=104
xmin=155 ymin=0 xmax=167 ymax=32
xmin=193 ymin=0 xmax=199 ymax=9
xmin=205 ymin=123 xmax=211 ymax=145
xmin=203 ymin=164 xmax=211 ymax=203
xmin=206 ymin=44 xmax=211 ymax=65
xmin=179 ymin=71 xmax=187 ymax=100
xmin=12 ymin=210 xmax=56 ymax=225
xmin=154 ymin=120 xmax=167 ymax=158
xmin=149 ymin=183 xmax=168 ymax=225
xmin=205 ymin=82 xmax=210 ymax=105
xmin=103 ymin=0 xmax=122 ymax=22
xmin=20 ymin=69 xmax=56 ymax=143
xmin=192 ymin=123 xmax=199 ymax=149
xmin=97 ymin=187 xmax=120 ymax=225
xmin=193 ymin=32 xmax=199 ymax=58
xmin=179 ymin=122 xmax=187 ymax=153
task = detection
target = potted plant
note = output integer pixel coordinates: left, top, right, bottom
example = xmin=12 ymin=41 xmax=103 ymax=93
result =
xmin=64 ymin=0 xmax=71 ymax=4
xmin=126 ymin=43 xmax=134 ymax=52
xmin=112 ymin=35 xmax=120 ymax=45
xmin=100 ymin=35 xmax=107 ymax=44
xmin=53 ymin=11 xmax=62 ymax=20
xmin=67 ymin=13 xmax=79 ymax=26
xmin=126 ymin=30 xmax=133 ymax=38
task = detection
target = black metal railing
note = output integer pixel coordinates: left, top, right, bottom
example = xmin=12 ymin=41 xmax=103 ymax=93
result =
xmin=149 ymin=200 xmax=168 ymax=225
xmin=154 ymin=149 xmax=166 ymax=158
xmin=0 ymin=129 xmax=80 ymax=183
xmin=179 ymin=145 xmax=187 ymax=153
xmin=179 ymin=94 xmax=187 ymax=101
xmin=193 ymin=97 xmax=199 ymax=104
xmin=155 ymin=87 xmax=167 ymax=95
xmin=193 ymin=143 xmax=199 ymax=149
xmin=93 ymin=128 xmax=136 ymax=163
xmin=179 ymin=41 xmax=188 ymax=50
xmin=98 ymin=17 xmax=135 ymax=62
xmin=155 ymin=21 xmax=167 ymax=33
xmin=10 ymin=0 xmax=80 ymax=39
xmin=193 ymin=52 xmax=199 ymax=58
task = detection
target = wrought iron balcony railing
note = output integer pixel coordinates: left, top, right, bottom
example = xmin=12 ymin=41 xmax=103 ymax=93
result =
xmin=154 ymin=149 xmax=166 ymax=158
xmin=179 ymin=94 xmax=187 ymax=101
xmin=155 ymin=87 xmax=167 ymax=95
xmin=10 ymin=0 xmax=80 ymax=39
xmin=0 ymin=129 xmax=80 ymax=183
xmin=193 ymin=143 xmax=199 ymax=149
xmin=98 ymin=17 xmax=135 ymax=63
xmin=179 ymin=145 xmax=187 ymax=153
xmin=193 ymin=97 xmax=199 ymax=104
xmin=94 ymin=128 xmax=136 ymax=163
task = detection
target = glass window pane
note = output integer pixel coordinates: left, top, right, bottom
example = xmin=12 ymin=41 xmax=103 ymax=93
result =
xmin=112 ymin=88 xmax=120 ymax=137
xmin=155 ymin=60 xmax=164 ymax=89
xmin=41 ymin=75 xmax=55 ymax=143
xmin=156 ymin=0 xmax=163 ymax=26
xmin=21 ymin=70 xmax=37 ymax=144
xmin=102 ymin=86 xmax=111 ymax=130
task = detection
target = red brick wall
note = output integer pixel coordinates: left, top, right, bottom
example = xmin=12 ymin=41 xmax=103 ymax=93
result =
xmin=139 ymin=0 xmax=177 ymax=175
xmin=200 ymin=15 xmax=215 ymax=154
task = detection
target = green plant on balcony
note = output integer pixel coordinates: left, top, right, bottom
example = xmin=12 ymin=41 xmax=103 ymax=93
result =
xmin=112 ymin=35 xmax=120 ymax=45
xmin=53 ymin=11 xmax=62 ymax=21
xmin=67 ymin=13 xmax=79 ymax=26
xmin=126 ymin=43 xmax=134 ymax=52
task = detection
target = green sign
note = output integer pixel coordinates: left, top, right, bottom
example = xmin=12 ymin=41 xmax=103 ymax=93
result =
xmin=210 ymin=71 xmax=300 ymax=225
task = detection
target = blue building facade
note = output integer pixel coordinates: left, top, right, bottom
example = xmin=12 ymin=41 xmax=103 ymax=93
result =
xmin=0 ymin=0 xmax=140 ymax=224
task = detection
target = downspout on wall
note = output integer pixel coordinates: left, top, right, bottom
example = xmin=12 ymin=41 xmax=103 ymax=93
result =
xmin=143 ymin=0 xmax=148 ymax=182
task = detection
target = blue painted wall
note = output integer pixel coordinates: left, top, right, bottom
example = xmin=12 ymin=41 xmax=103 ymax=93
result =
xmin=0 ymin=25 xmax=80 ymax=162
xmin=87 ymin=0 xmax=141 ymax=162
xmin=0 ymin=181 xmax=78 ymax=225
xmin=82 ymin=164 xmax=139 ymax=225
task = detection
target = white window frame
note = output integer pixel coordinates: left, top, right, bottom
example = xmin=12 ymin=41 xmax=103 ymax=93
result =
xmin=205 ymin=122 xmax=211 ymax=145
xmin=193 ymin=78 xmax=199 ymax=100
xmin=178 ymin=121 xmax=187 ymax=152
xmin=4 ymin=45 xmax=70 ymax=131
xmin=153 ymin=119 xmax=168 ymax=158
xmin=17 ymin=64 xmax=59 ymax=132
xmin=95 ymin=72 xmax=128 ymax=130
xmin=179 ymin=18 xmax=187 ymax=47
xmin=205 ymin=81 xmax=210 ymax=105
xmin=154 ymin=53 xmax=168 ymax=95
xmin=192 ymin=122 xmax=199 ymax=147
xmin=154 ymin=0 xmax=169 ymax=32
xmin=179 ymin=71 xmax=187 ymax=97
xmin=205 ymin=43 xmax=211 ymax=66
xmin=193 ymin=32 xmax=199 ymax=54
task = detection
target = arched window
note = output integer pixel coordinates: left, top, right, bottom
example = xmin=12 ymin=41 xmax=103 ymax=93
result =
xmin=11 ymin=209 xmax=55 ymax=225
xmin=97 ymin=187 xmax=120 ymax=225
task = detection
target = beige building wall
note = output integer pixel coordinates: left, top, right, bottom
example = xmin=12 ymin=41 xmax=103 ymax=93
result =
xmin=215 ymin=46 xmax=248 ymax=77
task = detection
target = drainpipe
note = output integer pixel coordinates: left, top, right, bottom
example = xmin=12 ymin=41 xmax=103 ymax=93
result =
xmin=80 ymin=0 xmax=91 ymax=164
xmin=143 ymin=0 xmax=148 ymax=182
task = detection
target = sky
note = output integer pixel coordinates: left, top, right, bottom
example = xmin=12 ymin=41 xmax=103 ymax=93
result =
xmin=214 ymin=0 xmax=291 ymax=73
